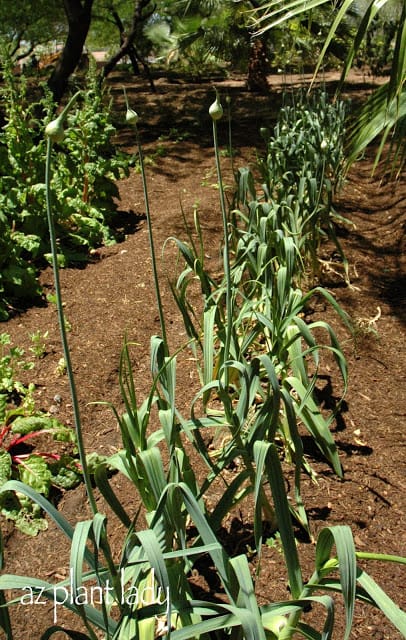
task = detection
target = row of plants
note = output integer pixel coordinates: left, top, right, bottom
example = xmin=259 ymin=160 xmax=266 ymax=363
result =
xmin=0 ymin=55 xmax=131 ymax=321
xmin=169 ymin=89 xmax=351 ymax=536
xmin=0 ymin=89 xmax=405 ymax=639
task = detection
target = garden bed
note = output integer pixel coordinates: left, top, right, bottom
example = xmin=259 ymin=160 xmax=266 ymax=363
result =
xmin=1 ymin=72 xmax=405 ymax=639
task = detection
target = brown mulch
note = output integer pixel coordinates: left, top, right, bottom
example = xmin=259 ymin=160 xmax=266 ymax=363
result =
xmin=1 ymin=71 xmax=405 ymax=639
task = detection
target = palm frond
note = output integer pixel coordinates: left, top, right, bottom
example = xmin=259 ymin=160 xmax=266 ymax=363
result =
xmin=347 ymin=84 xmax=406 ymax=173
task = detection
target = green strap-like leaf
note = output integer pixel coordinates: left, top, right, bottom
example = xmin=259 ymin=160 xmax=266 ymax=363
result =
xmin=0 ymin=574 xmax=116 ymax=635
xmin=94 ymin=464 xmax=131 ymax=528
xmin=315 ymin=527 xmax=356 ymax=640
xmin=230 ymin=555 xmax=266 ymax=640
xmin=135 ymin=529 xmax=170 ymax=596
xmin=0 ymin=527 xmax=13 ymax=640
xmin=40 ymin=626 xmax=90 ymax=639
xmin=253 ymin=442 xmax=303 ymax=599
xmin=356 ymin=568 xmax=406 ymax=636
xmin=285 ymin=376 xmax=342 ymax=477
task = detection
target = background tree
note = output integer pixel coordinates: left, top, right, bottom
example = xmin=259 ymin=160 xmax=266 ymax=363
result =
xmin=0 ymin=1 xmax=64 ymax=63
xmin=48 ymin=0 xmax=94 ymax=101
xmin=96 ymin=0 xmax=157 ymax=90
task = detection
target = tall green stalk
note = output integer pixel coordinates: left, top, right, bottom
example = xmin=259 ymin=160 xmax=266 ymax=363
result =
xmin=210 ymin=93 xmax=276 ymax=527
xmin=226 ymin=93 xmax=235 ymax=178
xmin=124 ymin=90 xmax=168 ymax=350
xmin=210 ymin=91 xmax=233 ymax=390
xmin=45 ymin=111 xmax=97 ymax=516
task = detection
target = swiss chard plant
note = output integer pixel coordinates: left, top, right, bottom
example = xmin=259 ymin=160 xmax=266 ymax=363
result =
xmin=0 ymin=416 xmax=80 ymax=536
xmin=0 ymin=54 xmax=131 ymax=319
xmin=0 ymin=333 xmax=81 ymax=535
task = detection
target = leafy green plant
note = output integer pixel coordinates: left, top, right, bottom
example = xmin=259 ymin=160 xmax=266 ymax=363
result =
xmin=0 ymin=332 xmax=80 ymax=534
xmin=52 ymin=66 xmax=131 ymax=253
xmin=251 ymin=90 xmax=349 ymax=281
xmin=0 ymin=333 xmax=34 ymax=412
xmin=356 ymin=12 xmax=399 ymax=76
xmin=252 ymin=0 xmax=406 ymax=176
xmin=0 ymin=55 xmax=131 ymax=319
xmin=0 ymin=417 xmax=79 ymax=536
xmin=29 ymin=330 xmax=49 ymax=359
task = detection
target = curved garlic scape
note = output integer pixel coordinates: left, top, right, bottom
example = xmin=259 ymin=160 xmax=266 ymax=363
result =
xmin=45 ymin=91 xmax=81 ymax=143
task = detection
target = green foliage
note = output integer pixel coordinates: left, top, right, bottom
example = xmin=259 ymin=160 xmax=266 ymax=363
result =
xmin=162 ymin=0 xmax=267 ymax=76
xmin=248 ymin=90 xmax=349 ymax=279
xmin=0 ymin=333 xmax=35 ymax=419
xmin=0 ymin=332 xmax=81 ymax=534
xmin=163 ymin=0 xmax=355 ymax=78
xmin=29 ymin=329 xmax=48 ymax=358
xmin=169 ymin=93 xmax=351 ymax=530
xmin=88 ymin=0 xmax=156 ymax=58
xmin=269 ymin=14 xmax=338 ymax=72
xmin=356 ymin=10 xmax=399 ymax=75
xmin=0 ymin=479 xmax=405 ymax=638
xmin=0 ymin=56 xmax=131 ymax=319
xmin=0 ymin=416 xmax=81 ymax=536
xmin=55 ymin=70 xmax=130 ymax=249
xmin=0 ymin=1 xmax=64 ymax=60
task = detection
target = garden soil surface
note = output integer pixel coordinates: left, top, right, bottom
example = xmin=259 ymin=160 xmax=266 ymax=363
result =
xmin=1 ymin=71 xmax=405 ymax=639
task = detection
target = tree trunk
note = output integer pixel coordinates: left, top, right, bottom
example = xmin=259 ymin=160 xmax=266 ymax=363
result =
xmin=246 ymin=38 xmax=270 ymax=93
xmin=99 ymin=0 xmax=156 ymax=92
xmin=108 ymin=6 xmax=140 ymax=75
xmin=48 ymin=0 xmax=94 ymax=102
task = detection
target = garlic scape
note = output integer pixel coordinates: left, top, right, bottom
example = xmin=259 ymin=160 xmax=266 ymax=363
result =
xmin=209 ymin=89 xmax=223 ymax=121
xmin=123 ymin=86 xmax=139 ymax=125
xmin=45 ymin=91 xmax=81 ymax=142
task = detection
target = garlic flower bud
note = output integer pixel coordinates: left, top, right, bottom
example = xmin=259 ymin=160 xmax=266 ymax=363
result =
xmin=44 ymin=91 xmax=80 ymax=143
xmin=122 ymin=86 xmax=139 ymax=126
xmin=126 ymin=108 xmax=139 ymax=125
xmin=45 ymin=117 xmax=65 ymax=143
xmin=209 ymin=92 xmax=223 ymax=121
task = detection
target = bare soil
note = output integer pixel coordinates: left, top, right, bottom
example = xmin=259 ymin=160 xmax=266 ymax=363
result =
xmin=1 ymin=70 xmax=405 ymax=639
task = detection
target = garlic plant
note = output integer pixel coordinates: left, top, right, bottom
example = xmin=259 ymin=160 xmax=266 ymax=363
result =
xmin=124 ymin=88 xmax=167 ymax=348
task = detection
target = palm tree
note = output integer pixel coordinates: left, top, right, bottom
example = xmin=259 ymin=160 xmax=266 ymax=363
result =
xmin=251 ymin=0 xmax=406 ymax=175
xmin=164 ymin=0 xmax=274 ymax=90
